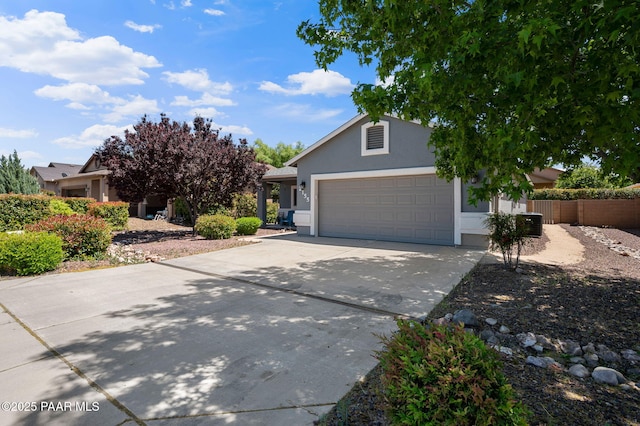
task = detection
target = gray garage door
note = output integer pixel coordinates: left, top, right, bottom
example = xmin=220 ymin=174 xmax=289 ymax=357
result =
xmin=318 ymin=174 xmax=454 ymax=245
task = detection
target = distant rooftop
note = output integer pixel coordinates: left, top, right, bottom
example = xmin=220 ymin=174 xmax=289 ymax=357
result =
xmin=31 ymin=162 xmax=83 ymax=182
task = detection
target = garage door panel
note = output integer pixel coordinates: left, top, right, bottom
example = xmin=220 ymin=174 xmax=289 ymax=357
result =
xmin=318 ymin=174 xmax=454 ymax=245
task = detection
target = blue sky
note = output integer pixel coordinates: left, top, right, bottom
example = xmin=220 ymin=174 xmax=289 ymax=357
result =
xmin=0 ymin=1 xmax=373 ymax=169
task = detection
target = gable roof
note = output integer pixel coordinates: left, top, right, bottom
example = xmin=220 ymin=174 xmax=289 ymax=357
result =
xmin=30 ymin=162 xmax=83 ymax=182
xmin=527 ymin=167 xmax=564 ymax=185
xmin=286 ymin=113 xmax=425 ymax=167
xmin=262 ymin=166 xmax=297 ymax=181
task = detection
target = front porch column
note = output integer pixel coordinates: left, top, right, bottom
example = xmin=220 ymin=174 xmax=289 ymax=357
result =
xmin=256 ymin=183 xmax=270 ymax=226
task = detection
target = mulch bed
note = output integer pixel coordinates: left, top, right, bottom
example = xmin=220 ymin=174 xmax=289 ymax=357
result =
xmin=318 ymin=225 xmax=640 ymax=426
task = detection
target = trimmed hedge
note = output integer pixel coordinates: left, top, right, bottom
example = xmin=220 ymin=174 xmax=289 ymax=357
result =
xmin=195 ymin=214 xmax=237 ymax=239
xmin=62 ymin=197 xmax=95 ymax=214
xmin=0 ymin=231 xmax=64 ymax=276
xmin=377 ymin=320 xmax=529 ymax=425
xmin=49 ymin=199 xmax=76 ymax=216
xmin=531 ymin=188 xmax=640 ymax=200
xmin=88 ymin=201 xmax=129 ymax=230
xmin=0 ymin=194 xmax=52 ymax=231
xmin=235 ymin=217 xmax=262 ymax=235
xmin=26 ymin=214 xmax=112 ymax=260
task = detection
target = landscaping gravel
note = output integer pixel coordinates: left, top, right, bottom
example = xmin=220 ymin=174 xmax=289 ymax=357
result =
xmin=318 ymin=224 xmax=640 ymax=426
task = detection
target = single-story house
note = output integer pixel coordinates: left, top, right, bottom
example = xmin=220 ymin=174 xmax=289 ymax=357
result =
xmin=258 ymin=114 xmax=526 ymax=247
xmin=30 ymin=162 xmax=83 ymax=193
xmin=527 ymin=167 xmax=563 ymax=189
xmin=31 ymin=154 xmax=168 ymax=218
xmin=54 ymin=154 xmax=118 ymax=200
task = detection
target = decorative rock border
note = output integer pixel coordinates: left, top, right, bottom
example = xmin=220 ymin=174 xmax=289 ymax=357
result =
xmin=579 ymin=226 xmax=640 ymax=260
xmin=430 ymin=309 xmax=640 ymax=391
xmin=107 ymin=243 xmax=164 ymax=264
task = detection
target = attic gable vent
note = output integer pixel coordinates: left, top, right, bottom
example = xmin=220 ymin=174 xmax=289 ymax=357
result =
xmin=366 ymin=125 xmax=385 ymax=150
xmin=361 ymin=120 xmax=389 ymax=156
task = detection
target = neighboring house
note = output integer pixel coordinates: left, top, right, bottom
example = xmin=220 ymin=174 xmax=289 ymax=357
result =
xmin=30 ymin=162 xmax=83 ymax=193
xmin=30 ymin=154 xmax=168 ymax=218
xmin=260 ymin=114 xmax=526 ymax=247
xmin=528 ymin=167 xmax=563 ymax=189
xmin=54 ymin=154 xmax=117 ymax=201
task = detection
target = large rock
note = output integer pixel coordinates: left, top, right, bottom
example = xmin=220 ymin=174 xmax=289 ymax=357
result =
xmin=517 ymin=332 xmax=537 ymax=348
xmin=597 ymin=344 xmax=622 ymax=363
xmin=592 ymin=367 xmax=626 ymax=385
xmin=452 ymin=309 xmax=479 ymax=328
xmin=560 ymin=340 xmax=583 ymax=356
xmin=621 ymin=349 xmax=640 ymax=362
xmin=568 ymin=364 xmax=591 ymax=378
xmin=526 ymin=356 xmax=561 ymax=369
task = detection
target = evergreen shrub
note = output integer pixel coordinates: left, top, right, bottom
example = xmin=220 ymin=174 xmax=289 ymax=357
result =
xmin=49 ymin=199 xmax=76 ymax=216
xmin=377 ymin=320 xmax=529 ymax=426
xmin=0 ymin=231 xmax=64 ymax=276
xmin=63 ymin=197 xmax=95 ymax=214
xmin=88 ymin=201 xmax=129 ymax=230
xmin=26 ymin=214 xmax=112 ymax=260
xmin=0 ymin=194 xmax=51 ymax=231
xmin=194 ymin=214 xmax=236 ymax=239
xmin=235 ymin=217 xmax=262 ymax=235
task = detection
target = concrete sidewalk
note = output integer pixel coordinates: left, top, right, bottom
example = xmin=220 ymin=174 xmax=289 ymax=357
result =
xmin=0 ymin=235 xmax=484 ymax=425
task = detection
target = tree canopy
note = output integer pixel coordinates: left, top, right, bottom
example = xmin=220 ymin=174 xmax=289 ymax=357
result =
xmin=0 ymin=150 xmax=39 ymax=194
xmin=555 ymin=164 xmax=631 ymax=189
xmin=252 ymin=139 xmax=305 ymax=168
xmin=96 ymin=115 xmax=267 ymax=225
xmin=298 ymin=1 xmax=640 ymax=201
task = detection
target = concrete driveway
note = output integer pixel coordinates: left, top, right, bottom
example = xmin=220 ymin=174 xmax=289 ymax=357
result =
xmin=0 ymin=235 xmax=484 ymax=425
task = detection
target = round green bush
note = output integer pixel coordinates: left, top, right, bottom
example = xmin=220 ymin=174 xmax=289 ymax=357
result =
xmin=235 ymin=217 xmax=263 ymax=235
xmin=194 ymin=214 xmax=237 ymax=239
xmin=26 ymin=214 xmax=112 ymax=260
xmin=377 ymin=320 xmax=529 ymax=426
xmin=0 ymin=231 xmax=63 ymax=276
xmin=49 ymin=199 xmax=76 ymax=216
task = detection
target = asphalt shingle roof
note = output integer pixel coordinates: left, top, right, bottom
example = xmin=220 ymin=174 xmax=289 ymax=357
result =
xmin=31 ymin=163 xmax=82 ymax=182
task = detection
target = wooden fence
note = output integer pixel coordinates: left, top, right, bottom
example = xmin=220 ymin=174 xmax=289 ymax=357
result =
xmin=527 ymin=199 xmax=640 ymax=228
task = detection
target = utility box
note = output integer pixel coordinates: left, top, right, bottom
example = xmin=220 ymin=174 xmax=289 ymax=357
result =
xmin=518 ymin=212 xmax=543 ymax=237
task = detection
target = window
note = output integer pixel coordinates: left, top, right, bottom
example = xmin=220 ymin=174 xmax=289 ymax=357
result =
xmin=291 ymin=185 xmax=298 ymax=209
xmin=361 ymin=120 xmax=389 ymax=156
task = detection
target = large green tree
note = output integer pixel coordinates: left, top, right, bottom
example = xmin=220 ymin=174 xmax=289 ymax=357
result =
xmin=0 ymin=150 xmax=39 ymax=194
xmin=555 ymin=164 xmax=631 ymax=189
xmin=252 ymin=139 xmax=305 ymax=168
xmin=298 ymin=1 xmax=640 ymax=201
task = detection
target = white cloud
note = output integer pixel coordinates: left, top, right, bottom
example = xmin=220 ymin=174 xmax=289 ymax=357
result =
xmin=0 ymin=127 xmax=39 ymax=138
xmin=35 ymin=83 xmax=121 ymax=107
xmin=52 ymin=124 xmax=133 ymax=149
xmin=375 ymin=75 xmax=395 ymax=88
xmin=103 ymin=95 xmax=160 ymax=123
xmin=271 ymin=103 xmax=344 ymax=121
xmin=0 ymin=10 xmax=161 ymax=85
xmin=181 ymin=0 xmax=193 ymax=6
xmin=171 ymin=93 xmax=235 ymax=107
xmin=163 ymin=69 xmax=232 ymax=94
xmin=259 ymin=69 xmax=354 ymax=97
xmin=215 ymin=123 xmax=253 ymax=136
xmin=204 ymin=9 xmax=225 ymax=16
xmin=125 ymin=20 xmax=162 ymax=33
xmin=188 ymin=107 xmax=221 ymax=118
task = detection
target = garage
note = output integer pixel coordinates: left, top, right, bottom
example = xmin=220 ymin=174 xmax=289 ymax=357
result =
xmin=318 ymin=174 xmax=454 ymax=245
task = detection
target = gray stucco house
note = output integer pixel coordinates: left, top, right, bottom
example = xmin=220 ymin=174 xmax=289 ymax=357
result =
xmin=258 ymin=114 xmax=526 ymax=247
